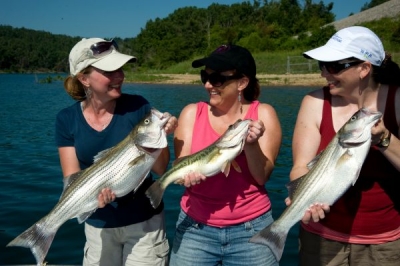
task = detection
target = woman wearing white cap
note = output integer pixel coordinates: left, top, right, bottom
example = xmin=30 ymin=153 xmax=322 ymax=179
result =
xmin=290 ymin=26 xmax=400 ymax=265
xmin=56 ymin=38 xmax=177 ymax=265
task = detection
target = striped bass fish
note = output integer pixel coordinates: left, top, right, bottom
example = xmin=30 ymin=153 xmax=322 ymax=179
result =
xmin=249 ymin=107 xmax=382 ymax=261
xmin=7 ymin=108 xmax=170 ymax=266
xmin=146 ymin=119 xmax=251 ymax=209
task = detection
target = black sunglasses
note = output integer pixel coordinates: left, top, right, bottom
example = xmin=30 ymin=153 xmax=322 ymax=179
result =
xmin=90 ymin=40 xmax=119 ymax=56
xmin=318 ymin=60 xmax=363 ymax=75
xmin=77 ymin=40 xmax=119 ymax=64
xmin=200 ymin=70 xmax=242 ymax=87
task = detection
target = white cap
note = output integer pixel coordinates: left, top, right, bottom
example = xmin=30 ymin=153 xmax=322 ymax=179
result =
xmin=69 ymin=38 xmax=136 ymax=76
xmin=303 ymin=26 xmax=385 ymax=66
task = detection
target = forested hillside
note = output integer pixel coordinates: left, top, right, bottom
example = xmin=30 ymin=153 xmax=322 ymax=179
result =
xmin=0 ymin=0 xmax=399 ymax=73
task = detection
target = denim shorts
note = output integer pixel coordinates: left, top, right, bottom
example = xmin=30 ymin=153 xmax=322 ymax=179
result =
xmin=169 ymin=209 xmax=278 ymax=266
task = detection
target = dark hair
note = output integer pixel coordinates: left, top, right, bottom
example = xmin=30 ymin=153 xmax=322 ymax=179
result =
xmin=372 ymin=54 xmax=400 ymax=86
xmin=242 ymin=76 xmax=260 ymax=101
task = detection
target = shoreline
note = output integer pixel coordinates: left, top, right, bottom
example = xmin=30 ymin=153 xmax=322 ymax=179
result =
xmin=128 ymin=73 xmax=326 ymax=87
xmin=1 ymin=72 xmax=326 ymax=87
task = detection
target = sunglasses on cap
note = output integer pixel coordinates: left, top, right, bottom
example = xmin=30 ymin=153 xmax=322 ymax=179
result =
xmin=318 ymin=60 xmax=364 ymax=75
xmin=200 ymin=70 xmax=242 ymax=87
xmin=90 ymin=39 xmax=119 ymax=55
xmin=76 ymin=39 xmax=119 ymax=64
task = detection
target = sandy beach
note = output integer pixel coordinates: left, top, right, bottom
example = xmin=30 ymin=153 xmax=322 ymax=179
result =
xmin=141 ymin=73 xmax=326 ymax=87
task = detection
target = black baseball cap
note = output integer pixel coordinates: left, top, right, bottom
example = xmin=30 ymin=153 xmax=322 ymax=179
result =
xmin=192 ymin=44 xmax=256 ymax=78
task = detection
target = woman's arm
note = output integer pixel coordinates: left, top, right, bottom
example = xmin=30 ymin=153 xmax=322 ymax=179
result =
xmin=58 ymin=146 xmax=114 ymax=208
xmin=174 ymin=104 xmax=197 ymax=159
xmin=243 ymin=103 xmax=282 ymax=185
xmin=58 ymin=146 xmax=81 ymax=177
xmin=173 ymin=103 xmax=204 ymax=187
xmin=289 ymin=90 xmax=330 ymax=223
xmin=372 ymin=86 xmax=400 ymax=171
xmin=290 ymin=92 xmax=324 ymax=181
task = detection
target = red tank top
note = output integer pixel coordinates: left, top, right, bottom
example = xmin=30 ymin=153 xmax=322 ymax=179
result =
xmin=313 ymin=86 xmax=400 ymax=235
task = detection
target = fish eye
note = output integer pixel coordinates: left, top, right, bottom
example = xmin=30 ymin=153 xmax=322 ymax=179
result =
xmin=350 ymin=115 xmax=356 ymax=121
xmin=144 ymin=119 xmax=150 ymax=124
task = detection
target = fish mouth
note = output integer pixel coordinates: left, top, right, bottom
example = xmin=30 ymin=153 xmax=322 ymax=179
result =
xmin=231 ymin=119 xmax=250 ymax=130
xmin=361 ymin=108 xmax=382 ymax=128
xmin=340 ymin=108 xmax=382 ymax=146
xmin=136 ymin=108 xmax=170 ymax=150
xmin=235 ymin=119 xmax=251 ymax=134
xmin=367 ymin=111 xmax=382 ymax=123
xmin=223 ymin=119 xmax=251 ymax=144
xmin=151 ymin=108 xmax=171 ymax=128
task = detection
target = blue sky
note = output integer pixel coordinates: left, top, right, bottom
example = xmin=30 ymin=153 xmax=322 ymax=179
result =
xmin=0 ymin=0 xmax=368 ymax=39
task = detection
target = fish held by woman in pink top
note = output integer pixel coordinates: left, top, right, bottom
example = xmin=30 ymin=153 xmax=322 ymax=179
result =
xmin=146 ymin=118 xmax=251 ymax=209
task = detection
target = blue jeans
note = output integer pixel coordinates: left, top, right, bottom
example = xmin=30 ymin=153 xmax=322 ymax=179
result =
xmin=169 ymin=209 xmax=278 ymax=266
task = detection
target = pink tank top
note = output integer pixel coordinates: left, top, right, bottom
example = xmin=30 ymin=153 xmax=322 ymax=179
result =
xmin=180 ymin=101 xmax=271 ymax=227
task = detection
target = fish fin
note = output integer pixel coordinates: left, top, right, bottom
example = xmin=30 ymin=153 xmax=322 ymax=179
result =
xmin=7 ymin=220 xmax=57 ymax=265
xmin=285 ymin=175 xmax=305 ymax=199
xmin=93 ymin=148 xmax=112 ymax=163
xmin=352 ymin=168 xmax=362 ymax=186
xmin=249 ymin=223 xmax=287 ymax=262
xmin=231 ymin=160 xmax=242 ymax=173
xmin=129 ymin=153 xmax=147 ymax=167
xmin=145 ymin=180 xmax=165 ymax=209
xmin=336 ymin=149 xmax=353 ymax=161
xmin=172 ymin=156 xmax=186 ymax=166
xmin=306 ymin=150 xmax=324 ymax=169
xmin=61 ymin=171 xmax=84 ymax=197
xmin=221 ymin=161 xmax=231 ymax=176
xmin=77 ymin=210 xmax=96 ymax=224
xmin=335 ymin=149 xmax=360 ymax=186
xmin=335 ymin=149 xmax=354 ymax=170
xmin=132 ymin=172 xmax=152 ymax=195
xmin=174 ymin=178 xmax=185 ymax=185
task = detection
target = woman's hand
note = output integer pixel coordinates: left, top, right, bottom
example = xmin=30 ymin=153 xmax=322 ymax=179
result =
xmin=371 ymin=117 xmax=390 ymax=146
xmin=97 ymin=188 xmax=116 ymax=208
xmin=163 ymin=113 xmax=178 ymax=135
xmin=182 ymin=171 xmax=207 ymax=187
xmin=285 ymin=197 xmax=330 ymax=224
xmin=246 ymin=120 xmax=265 ymax=144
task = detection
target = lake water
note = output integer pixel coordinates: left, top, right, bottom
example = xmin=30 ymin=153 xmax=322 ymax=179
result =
xmin=0 ymin=74 xmax=315 ymax=265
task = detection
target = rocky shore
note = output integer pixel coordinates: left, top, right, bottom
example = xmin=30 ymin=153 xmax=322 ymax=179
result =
xmin=138 ymin=73 xmax=326 ymax=87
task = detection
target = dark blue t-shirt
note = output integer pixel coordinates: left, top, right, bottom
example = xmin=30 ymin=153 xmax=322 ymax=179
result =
xmin=55 ymin=93 xmax=163 ymax=228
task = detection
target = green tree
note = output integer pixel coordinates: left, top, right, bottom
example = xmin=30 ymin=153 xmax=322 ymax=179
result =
xmin=361 ymin=0 xmax=390 ymax=11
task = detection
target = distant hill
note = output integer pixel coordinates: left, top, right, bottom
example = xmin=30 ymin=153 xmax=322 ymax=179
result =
xmin=329 ymin=0 xmax=400 ymax=30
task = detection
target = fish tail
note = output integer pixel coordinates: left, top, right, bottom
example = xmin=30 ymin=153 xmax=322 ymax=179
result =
xmin=249 ymin=223 xmax=288 ymax=262
xmin=145 ymin=180 xmax=165 ymax=209
xmin=7 ymin=220 xmax=57 ymax=265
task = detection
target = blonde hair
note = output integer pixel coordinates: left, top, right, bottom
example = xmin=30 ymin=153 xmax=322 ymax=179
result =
xmin=63 ymin=67 xmax=93 ymax=101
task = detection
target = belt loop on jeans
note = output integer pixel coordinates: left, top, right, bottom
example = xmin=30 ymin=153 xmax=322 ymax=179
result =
xmin=244 ymin=221 xmax=252 ymax=230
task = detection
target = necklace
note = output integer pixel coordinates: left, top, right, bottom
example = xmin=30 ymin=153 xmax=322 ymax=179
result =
xmin=81 ymin=101 xmax=116 ymax=131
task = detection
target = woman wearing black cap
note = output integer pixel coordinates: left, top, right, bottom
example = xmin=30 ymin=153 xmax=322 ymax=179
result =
xmin=169 ymin=44 xmax=282 ymax=265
